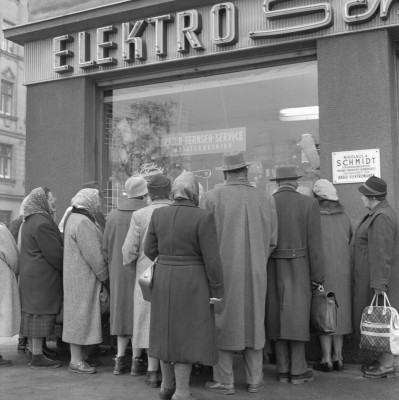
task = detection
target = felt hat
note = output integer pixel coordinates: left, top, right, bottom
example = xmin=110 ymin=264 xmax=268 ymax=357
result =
xmin=358 ymin=176 xmax=387 ymax=196
xmin=147 ymin=174 xmax=172 ymax=197
xmin=215 ymin=152 xmax=253 ymax=171
xmin=270 ymin=165 xmax=303 ymax=181
xmin=125 ymin=176 xmax=148 ymax=198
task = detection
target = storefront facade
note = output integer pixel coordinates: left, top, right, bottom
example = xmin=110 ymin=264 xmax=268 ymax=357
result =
xmin=4 ymin=0 xmax=399 ymax=226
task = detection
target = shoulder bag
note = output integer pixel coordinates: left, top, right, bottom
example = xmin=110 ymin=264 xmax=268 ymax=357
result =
xmin=310 ymin=286 xmax=338 ymax=334
xmin=139 ymin=256 xmax=159 ymax=302
xmin=360 ymin=293 xmax=399 ymax=355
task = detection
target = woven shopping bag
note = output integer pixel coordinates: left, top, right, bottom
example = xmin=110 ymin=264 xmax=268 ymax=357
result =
xmin=360 ymin=293 xmax=399 ymax=355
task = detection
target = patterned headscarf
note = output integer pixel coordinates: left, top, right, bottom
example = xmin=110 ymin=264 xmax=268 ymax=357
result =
xmin=172 ymin=171 xmax=199 ymax=206
xmin=24 ymin=187 xmax=52 ymax=220
xmin=19 ymin=196 xmax=29 ymax=217
xmin=71 ymin=188 xmax=99 ymax=218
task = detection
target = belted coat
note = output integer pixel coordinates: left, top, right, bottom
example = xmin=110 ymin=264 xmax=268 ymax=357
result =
xmin=352 ymin=199 xmax=399 ymax=334
xmin=266 ymin=186 xmax=324 ymax=342
xmin=201 ymin=180 xmax=277 ymax=351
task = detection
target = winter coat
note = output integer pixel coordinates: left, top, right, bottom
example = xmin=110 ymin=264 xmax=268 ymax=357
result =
xmin=318 ymin=199 xmax=352 ymax=335
xmin=102 ymin=198 xmax=147 ymax=336
xmin=266 ymin=186 xmax=324 ymax=341
xmin=0 ymin=223 xmax=21 ymax=336
xmin=62 ymin=213 xmax=108 ymax=345
xmin=200 ymin=181 xmax=277 ymax=351
xmin=122 ymin=200 xmax=171 ymax=348
xmin=19 ymin=214 xmax=63 ymax=315
xmin=144 ymin=199 xmax=224 ymax=365
xmin=352 ymin=199 xmax=399 ymax=334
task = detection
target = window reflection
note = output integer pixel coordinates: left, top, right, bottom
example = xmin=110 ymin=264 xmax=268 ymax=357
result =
xmin=103 ymin=61 xmax=319 ymax=212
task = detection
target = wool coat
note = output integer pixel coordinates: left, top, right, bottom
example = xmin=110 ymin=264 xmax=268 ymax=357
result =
xmin=352 ymin=199 xmax=399 ymax=335
xmin=19 ymin=214 xmax=63 ymax=315
xmin=62 ymin=213 xmax=109 ymax=345
xmin=200 ymin=181 xmax=277 ymax=351
xmin=266 ymin=186 xmax=324 ymax=342
xmin=0 ymin=223 xmax=21 ymax=337
xmin=102 ymin=198 xmax=147 ymax=336
xmin=318 ymin=200 xmax=352 ymax=335
xmin=144 ymin=199 xmax=224 ymax=365
xmin=122 ymin=200 xmax=171 ymax=348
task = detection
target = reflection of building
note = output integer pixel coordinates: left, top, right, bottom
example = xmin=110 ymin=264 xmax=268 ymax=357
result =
xmin=0 ymin=0 xmax=27 ymax=226
xmin=4 ymin=0 xmax=399 ymax=228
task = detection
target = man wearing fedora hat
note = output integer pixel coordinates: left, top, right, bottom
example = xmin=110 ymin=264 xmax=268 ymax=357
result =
xmin=353 ymin=176 xmax=399 ymax=378
xmin=103 ymin=176 xmax=148 ymax=376
xmin=201 ymin=151 xmax=277 ymax=394
xmin=266 ymin=165 xmax=324 ymax=385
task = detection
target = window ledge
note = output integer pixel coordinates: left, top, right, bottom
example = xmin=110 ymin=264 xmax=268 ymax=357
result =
xmin=0 ymin=114 xmax=17 ymax=121
xmin=0 ymin=178 xmax=16 ymax=185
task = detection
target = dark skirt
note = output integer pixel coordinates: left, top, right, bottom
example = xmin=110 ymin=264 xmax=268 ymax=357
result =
xmin=149 ymin=256 xmax=218 ymax=366
xmin=21 ymin=312 xmax=56 ymax=338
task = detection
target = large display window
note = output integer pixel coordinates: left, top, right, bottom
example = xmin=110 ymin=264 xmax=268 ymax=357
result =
xmin=103 ymin=61 xmax=319 ymax=212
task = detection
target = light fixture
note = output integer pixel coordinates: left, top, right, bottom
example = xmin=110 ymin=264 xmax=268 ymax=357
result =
xmin=279 ymin=106 xmax=319 ymax=121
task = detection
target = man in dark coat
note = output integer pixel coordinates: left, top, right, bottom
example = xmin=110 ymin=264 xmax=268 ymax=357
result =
xmin=266 ymin=166 xmax=324 ymax=385
xmin=201 ymin=152 xmax=278 ymax=395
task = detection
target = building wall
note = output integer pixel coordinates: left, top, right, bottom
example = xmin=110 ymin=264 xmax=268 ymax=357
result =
xmin=0 ymin=0 xmax=27 ymax=225
xmin=25 ymin=77 xmax=96 ymax=221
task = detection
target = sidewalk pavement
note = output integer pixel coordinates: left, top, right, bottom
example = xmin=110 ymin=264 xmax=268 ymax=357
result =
xmin=1 ymin=336 xmax=399 ymax=400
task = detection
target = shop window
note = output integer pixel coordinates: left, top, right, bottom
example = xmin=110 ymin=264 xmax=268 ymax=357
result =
xmin=1 ymin=21 xmax=15 ymax=53
xmin=0 ymin=80 xmax=13 ymax=116
xmin=103 ymin=62 xmax=319 ymax=212
xmin=0 ymin=143 xmax=12 ymax=179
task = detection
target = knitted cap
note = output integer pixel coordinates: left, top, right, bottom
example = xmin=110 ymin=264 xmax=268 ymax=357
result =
xmin=147 ymin=174 xmax=172 ymax=197
xmin=125 ymin=176 xmax=148 ymax=198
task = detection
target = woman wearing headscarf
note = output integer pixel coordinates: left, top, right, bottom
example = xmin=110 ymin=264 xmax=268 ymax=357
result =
xmin=122 ymin=174 xmax=172 ymax=385
xmin=144 ymin=171 xmax=224 ymax=400
xmin=312 ymin=179 xmax=352 ymax=372
xmin=62 ymin=188 xmax=109 ymax=374
xmin=19 ymin=187 xmax=63 ymax=368
xmin=0 ymin=222 xmax=20 ymax=366
xmin=353 ymin=176 xmax=399 ymax=378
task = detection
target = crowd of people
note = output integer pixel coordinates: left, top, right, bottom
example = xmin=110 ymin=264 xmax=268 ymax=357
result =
xmin=1 ymin=151 xmax=399 ymax=400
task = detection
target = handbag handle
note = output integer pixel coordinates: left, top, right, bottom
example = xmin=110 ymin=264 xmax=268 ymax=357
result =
xmin=368 ymin=292 xmax=392 ymax=315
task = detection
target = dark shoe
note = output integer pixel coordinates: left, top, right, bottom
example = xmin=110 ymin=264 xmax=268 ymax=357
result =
xmin=68 ymin=360 xmax=96 ymax=374
xmin=205 ymin=381 xmax=235 ymax=395
xmin=363 ymin=364 xmax=395 ymax=379
xmin=0 ymin=355 xmax=12 ymax=366
xmin=42 ymin=346 xmax=58 ymax=359
xmin=313 ymin=361 xmax=333 ymax=372
xmin=291 ymin=369 xmax=314 ymax=385
xmin=85 ymin=355 xmax=102 ymax=367
xmin=131 ymin=356 xmax=146 ymax=376
xmin=361 ymin=360 xmax=379 ymax=373
xmin=30 ymin=354 xmax=61 ymax=369
xmin=247 ymin=381 xmax=265 ymax=393
xmin=278 ymin=372 xmax=290 ymax=383
xmin=146 ymin=370 xmax=161 ymax=388
xmin=192 ymin=363 xmax=203 ymax=375
xmin=113 ymin=355 xmax=129 ymax=375
xmin=333 ymin=360 xmax=344 ymax=371
xmin=17 ymin=337 xmax=27 ymax=351
xmin=159 ymin=386 xmax=175 ymax=400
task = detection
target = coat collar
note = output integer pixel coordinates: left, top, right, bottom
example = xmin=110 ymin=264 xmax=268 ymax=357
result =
xmin=171 ymin=199 xmax=197 ymax=207
xmin=224 ymin=180 xmax=254 ymax=188
xmin=117 ymin=198 xmax=147 ymax=211
xmin=274 ymin=186 xmax=297 ymax=194
xmin=318 ymin=199 xmax=345 ymax=215
xmin=367 ymin=199 xmax=390 ymax=216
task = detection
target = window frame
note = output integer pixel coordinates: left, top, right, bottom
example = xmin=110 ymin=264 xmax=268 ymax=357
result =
xmin=0 ymin=80 xmax=14 ymax=116
xmin=0 ymin=143 xmax=13 ymax=180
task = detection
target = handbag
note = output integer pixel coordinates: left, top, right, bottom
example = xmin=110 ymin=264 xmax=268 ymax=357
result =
xmin=310 ymin=286 xmax=338 ymax=334
xmin=360 ymin=293 xmax=399 ymax=355
xmin=138 ymin=256 xmax=159 ymax=302
xmin=99 ymin=284 xmax=110 ymax=315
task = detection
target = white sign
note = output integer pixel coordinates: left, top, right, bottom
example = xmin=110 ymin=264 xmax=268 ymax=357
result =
xmin=332 ymin=149 xmax=380 ymax=184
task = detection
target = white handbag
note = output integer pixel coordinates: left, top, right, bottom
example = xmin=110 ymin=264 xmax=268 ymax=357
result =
xmin=360 ymin=293 xmax=399 ymax=355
